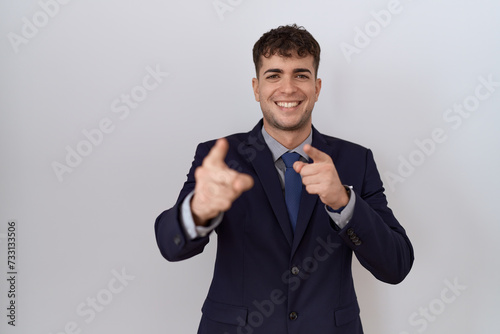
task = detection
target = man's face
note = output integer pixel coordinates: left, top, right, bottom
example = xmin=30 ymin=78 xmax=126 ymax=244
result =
xmin=252 ymin=53 xmax=321 ymax=134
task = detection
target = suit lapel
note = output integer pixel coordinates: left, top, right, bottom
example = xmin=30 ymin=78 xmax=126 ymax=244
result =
xmin=244 ymin=122 xmax=294 ymax=246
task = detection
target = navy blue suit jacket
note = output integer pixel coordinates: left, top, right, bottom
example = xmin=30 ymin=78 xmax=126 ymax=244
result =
xmin=155 ymin=120 xmax=414 ymax=334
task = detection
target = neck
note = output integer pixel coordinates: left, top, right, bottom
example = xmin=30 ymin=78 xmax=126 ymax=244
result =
xmin=263 ymin=123 xmax=312 ymax=149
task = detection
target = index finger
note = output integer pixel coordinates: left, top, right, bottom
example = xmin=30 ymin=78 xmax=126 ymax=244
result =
xmin=303 ymin=144 xmax=331 ymax=163
xmin=203 ymin=138 xmax=229 ymax=167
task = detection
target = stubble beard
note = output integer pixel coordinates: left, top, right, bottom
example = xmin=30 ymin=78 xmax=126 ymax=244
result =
xmin=263 ymin=108 xmax=312 ymax=133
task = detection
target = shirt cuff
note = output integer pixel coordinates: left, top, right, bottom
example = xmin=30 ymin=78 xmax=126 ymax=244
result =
xmin=325 ymin=186 xmax=355 ymax=230
xmin=181 ymin=191 xmax=224 ymax=240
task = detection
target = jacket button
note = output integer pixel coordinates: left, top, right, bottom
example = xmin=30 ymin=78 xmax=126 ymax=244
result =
xmin=289 ymin=312 xmax=298 ymax=320
xmin=347 ymin=228 xmax=354 ymax=236
xmin=291 ymin=267 xmax=300 ymax=275
xmin=173 ymin=235 xmax=181 ymax=246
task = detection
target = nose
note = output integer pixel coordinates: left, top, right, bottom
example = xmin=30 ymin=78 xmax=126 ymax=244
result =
xmin=279 ymin=76 xmax=298 ymax=94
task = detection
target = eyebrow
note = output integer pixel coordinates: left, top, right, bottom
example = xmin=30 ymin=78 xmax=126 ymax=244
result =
xmin=263 ymin=68 xmax=312 ymax=75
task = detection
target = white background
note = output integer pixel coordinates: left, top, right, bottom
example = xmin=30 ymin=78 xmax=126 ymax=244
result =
xmin=1 ymin=0 xmax=499 ymax=333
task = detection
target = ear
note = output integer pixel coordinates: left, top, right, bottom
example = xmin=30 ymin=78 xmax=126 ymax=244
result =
xmin=314 ymin=78 xmax=322 ymax=101
xmin=252 ymin=77 xmax=260 ymax=102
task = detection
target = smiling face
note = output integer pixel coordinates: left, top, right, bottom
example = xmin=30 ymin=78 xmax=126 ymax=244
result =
xmin=252 ymin=53 xmax=322 ymax=141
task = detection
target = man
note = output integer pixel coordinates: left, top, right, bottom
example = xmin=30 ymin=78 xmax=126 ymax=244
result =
xmin=155 ymin=24 xmax=414 ymax=334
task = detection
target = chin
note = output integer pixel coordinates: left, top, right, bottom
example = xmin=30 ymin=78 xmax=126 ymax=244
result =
xmin=274 ymin=118 xmax=309 ymax=132
xmin=263 ymin=110 xmax=311 ymax=132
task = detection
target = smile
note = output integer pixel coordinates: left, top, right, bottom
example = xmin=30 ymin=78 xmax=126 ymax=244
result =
xmin=276 ymin=101 xmax=301 ymax=108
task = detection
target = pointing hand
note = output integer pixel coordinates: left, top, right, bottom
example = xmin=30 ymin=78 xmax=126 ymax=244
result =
xmin=293 ymin=144 xmax=349 ymax=210
xmin=191 ymin=138 xmax=254 ymax=226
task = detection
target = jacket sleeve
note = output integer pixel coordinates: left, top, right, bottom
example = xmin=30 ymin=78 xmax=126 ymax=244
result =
xmin=338 ymin=149 xmax=414 ymax=284
xmin=154 ymin=141 xmax=215 ymax=262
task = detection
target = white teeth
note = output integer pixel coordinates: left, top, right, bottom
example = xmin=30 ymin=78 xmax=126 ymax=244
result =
xmin=277 ymin=102 xmax=299 ymax=108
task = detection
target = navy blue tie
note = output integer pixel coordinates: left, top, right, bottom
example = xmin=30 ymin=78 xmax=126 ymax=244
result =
xmin=282 ymin=152 xmax=302 ymax=231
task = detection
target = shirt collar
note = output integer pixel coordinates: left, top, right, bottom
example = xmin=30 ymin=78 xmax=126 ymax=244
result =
xmin=261 ymin=125 xmax=312 ymax=162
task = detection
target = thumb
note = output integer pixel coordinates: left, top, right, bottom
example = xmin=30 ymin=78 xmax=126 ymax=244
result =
xmin=233 ymin=173 xmax=254 ymax=193
xmin=293 ymin=161 xmax=307 ymax=174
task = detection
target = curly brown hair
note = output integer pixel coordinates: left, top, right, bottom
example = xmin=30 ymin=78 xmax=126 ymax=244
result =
xmin=252 ymin=24 xmax=321 ymax=78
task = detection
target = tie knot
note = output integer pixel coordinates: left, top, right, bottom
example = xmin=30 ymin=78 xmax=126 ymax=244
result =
xmin=282 ymin=152 xmax=301 ymax=168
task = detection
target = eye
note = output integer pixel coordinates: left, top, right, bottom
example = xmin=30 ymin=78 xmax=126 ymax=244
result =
xmin=296 ymin=74 xmax=309 ymax=79
xmin=266 ymin=74 xmax=279 ymax=79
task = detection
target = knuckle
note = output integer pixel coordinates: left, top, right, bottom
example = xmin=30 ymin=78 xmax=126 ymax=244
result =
xmin=195 ymin=166 xmax=209 ymax=180
xmin=194 ymin=167 xmax=202 ymax=177
xmin=216 ymin=169 xmax=231 ymax=184
xmin=202 ymin=182 xmax=219 ymax=197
